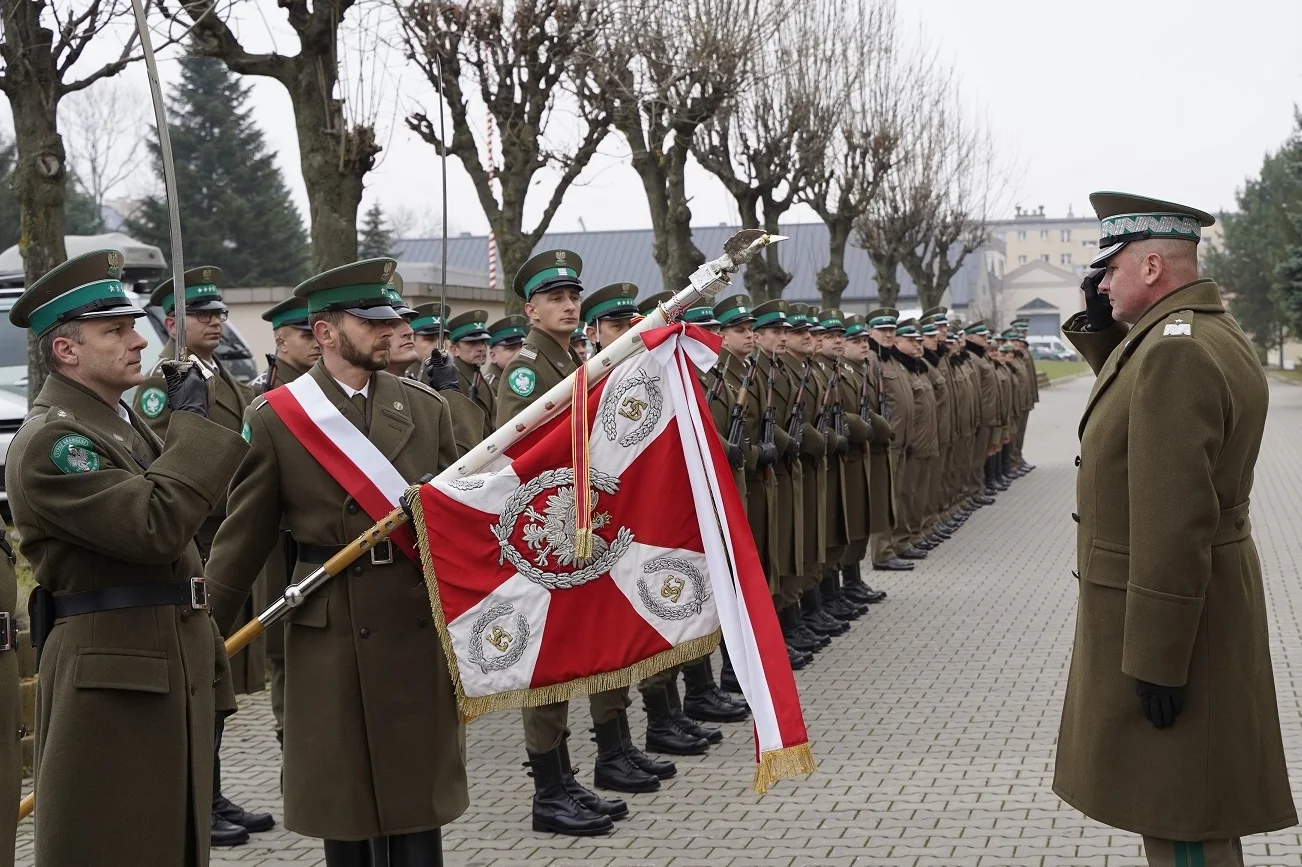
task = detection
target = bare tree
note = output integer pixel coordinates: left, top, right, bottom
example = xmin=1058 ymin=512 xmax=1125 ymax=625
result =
xmin=397 ymin=0 xmax=611 ymax=312
xmin=167 ymin=0 xmax=385 ymax=272
xmin=800 ymin=0 xmax=904 ymax=309
xmin=0 ymin=0 xmax=165 ymax=399
xmin=61 ymin=78 xmax=148 ymax=229
xmin=586 ymin=0 xmax=780 ymax=293
xmin=693 ymin=0 xmax=842 ymax=302
xmin=389 ymin=203 xmax=444 ymax=239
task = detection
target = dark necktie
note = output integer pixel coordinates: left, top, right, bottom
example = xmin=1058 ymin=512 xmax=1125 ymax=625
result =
xmin=349 ymin=392 xmax=368 ymax=433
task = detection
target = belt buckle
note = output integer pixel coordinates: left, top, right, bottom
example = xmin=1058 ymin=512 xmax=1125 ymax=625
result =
xmin=370 ymin=540 xmax=394 ymax=566
xmin=0 ymin=612 xmax=12 ymax=652
xmin=190 ymin=577 xmax=209 ymax=611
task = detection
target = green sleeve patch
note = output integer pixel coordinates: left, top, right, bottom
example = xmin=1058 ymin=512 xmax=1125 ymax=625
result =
xmin=139 ymin=386 xmax=167 ymax=419
xmin=507 ymin=367 xmax=536 ymax=397
xmin=241 ymin=420 xmax=252 ymax=442
xmin=50 ymin=434 xmax=101 ymax=474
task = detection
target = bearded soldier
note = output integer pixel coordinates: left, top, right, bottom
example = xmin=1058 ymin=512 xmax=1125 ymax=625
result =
xmin=1054 ymin=192 xmax=1295 ymax=866
xmin=495 ymin=251 xmax=631 ymax=837
xmin=6 ymin=250 xmax=248 ymax=867
xmin=203 ymin=258 xmax=467 ymax=866
xmin=136 ymin=266 xmax=272 ymax=846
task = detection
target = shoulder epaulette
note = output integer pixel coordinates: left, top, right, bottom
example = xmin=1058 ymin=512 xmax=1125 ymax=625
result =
xmin=1161 ymin=310 xmax=1194 ymax=337
xmin=399 ymin=376 xmax=441 ymax=399
xmin=517 ymin=346 xmax=538 ymax=362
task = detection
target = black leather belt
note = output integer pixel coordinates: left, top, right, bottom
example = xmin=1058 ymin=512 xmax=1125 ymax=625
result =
xmin=52 ymin=579 xmax=208 ymax=618
xmin=298 ymin=540 xmax=394 ymax=567
xmin=0 ymin=612 xmax=14 ymax=652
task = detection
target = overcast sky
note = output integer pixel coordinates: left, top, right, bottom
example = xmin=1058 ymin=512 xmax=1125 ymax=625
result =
xmin=5 ymin=0 xmax=1301 ymax=240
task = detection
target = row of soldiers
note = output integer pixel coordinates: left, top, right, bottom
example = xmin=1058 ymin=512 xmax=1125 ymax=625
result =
xmin=0 ymin=243 xmax=1039 ymax=867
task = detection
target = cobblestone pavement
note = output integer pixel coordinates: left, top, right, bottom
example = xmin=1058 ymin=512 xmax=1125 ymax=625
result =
xmin=16 ymin=375 xmax=1302 ymax=866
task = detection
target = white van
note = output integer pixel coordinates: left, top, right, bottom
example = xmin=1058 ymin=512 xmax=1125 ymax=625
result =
xmin=1026 ymin=335 xmax=1079 ymax=361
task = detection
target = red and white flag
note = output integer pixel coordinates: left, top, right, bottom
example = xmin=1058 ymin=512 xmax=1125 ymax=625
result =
xmin=410 ymin=324 xmax=814 ymax=792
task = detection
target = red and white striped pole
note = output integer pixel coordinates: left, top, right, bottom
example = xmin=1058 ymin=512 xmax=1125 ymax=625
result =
xmin=486 ymin=113 xmax=499 ymax=291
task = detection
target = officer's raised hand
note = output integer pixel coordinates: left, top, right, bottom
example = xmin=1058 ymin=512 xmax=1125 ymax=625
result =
xmin=1135 ymin=680 xmax=1183 ymax=729
xmin=424 ymin=349 xmax=459 ymax=391
xmin=1082 ymin=268 xmax=1113 ymax=332
xmin=161 ymin=360 xmax=210 ymax=418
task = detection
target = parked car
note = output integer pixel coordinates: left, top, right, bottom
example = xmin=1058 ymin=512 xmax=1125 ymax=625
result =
xmin=1027 ymin=335 xmax=1079 ymax=362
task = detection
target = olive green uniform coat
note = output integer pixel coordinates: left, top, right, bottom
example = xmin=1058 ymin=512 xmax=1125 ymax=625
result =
xmin=495 ymin=328 xmax=630 ymax=752
xmin=837 ymin=362 xmax=890 ymax=551
xmin=863 ymin=349 xmax=896 ymax=535
xmin=7 ymin=373 xmax=247 ymax=867
xmin=204 ymin=364 xmax=469 ymax=840
xmin=455 ymin=356 xmax=495 ymax=444
xmin=1054 ymin=280 xmax=1296 ymax=841
xmin=755 ymin=351 xmax=800 ymax=590
xmin=0 ymin=540 xmax=18 ymax=867
xmin=783 ymin=353 xmax=826 ymax=584
xmin=139 ymin=343 xmax=266 ymax=696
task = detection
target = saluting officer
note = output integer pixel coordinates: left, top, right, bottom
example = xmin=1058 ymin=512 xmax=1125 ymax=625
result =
xmin=485 ymin=315 xmax=528 ymax=388
xmin=1055 ymin=192 xmax=1295 ymax=866
xmin=495 ymin=251 xmax=632 ymax=837
xmin=203 ymin=258 xmax=468 ymax=866
xmin=6 ymin=250 xmax=248 ymax=867
xmin=136 ymin=266 xmax=271 ymax=846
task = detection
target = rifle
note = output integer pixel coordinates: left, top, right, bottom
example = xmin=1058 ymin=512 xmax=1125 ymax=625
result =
xmin=858 ymin=359 xmax=871 ymax=419
xmin=705 ymin=362 xmax=727 ymax=405
xmin=814 ymin=359 xmax=843 ymax=436
xmin=759 ymin=352 xmax=778 ymax=479
xmin=471 ymin=368 xmax=482 ymax=405
xmin=875 ymin=352 xmax=888 ymax=421
xmin=727 ymin=356 xmax=757 ymax=452
xmin=262 ymin=353 xmax=280 ymax=395
xmin=785 ymin=358 xmax=813 ymax=444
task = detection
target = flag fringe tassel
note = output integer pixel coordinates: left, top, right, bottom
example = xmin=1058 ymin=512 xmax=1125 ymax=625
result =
xmin=752 ymin=743 xmax=818 ymax=795
xmin=410 ymin=485 xmax=721 ymax=724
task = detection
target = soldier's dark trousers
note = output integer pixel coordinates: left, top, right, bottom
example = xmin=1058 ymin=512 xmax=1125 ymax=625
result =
xmin=523 ymin=688 xmax=632 ymax=753
xmin=1142 ymin=837 xmax=1243 ymax=867
xmin=323 ymin=831 xmax=443 ymax=867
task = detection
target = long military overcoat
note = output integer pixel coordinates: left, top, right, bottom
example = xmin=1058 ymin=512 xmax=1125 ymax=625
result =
xmin=204 ymin=363 xmax=469 ymax=840
xmin=6 ymin=373 xmax=246 ymax=867
xmin=1054 ymin=279 xmax=1296 ymax=840
xmin=756 ymin=351 xmax=800 ymax=581
xmin=0 ymin=540 xmax=18 ymax=867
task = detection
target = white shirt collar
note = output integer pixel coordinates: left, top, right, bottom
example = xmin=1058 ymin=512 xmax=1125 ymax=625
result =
xmin=118 ymin=403 xmax=131 ymax=422
xmin=334 ymin=378 xmax=370 ymax=399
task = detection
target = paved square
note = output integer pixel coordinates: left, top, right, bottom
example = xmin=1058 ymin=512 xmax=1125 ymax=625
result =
xmin=16 ymin=375 xmax=1302 ymax=865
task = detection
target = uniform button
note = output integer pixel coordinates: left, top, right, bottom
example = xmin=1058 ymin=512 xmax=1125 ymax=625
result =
xmin=1074 ymin=456 xmax=1081 ymax=467
xmin=360 ymin=627 xmax=371 ymax=639
xmin=17 ymin=726 xmax=27 ymax=738
xmin=347 ymin=500 xmax=360 ymax=515
xmin=351 ymin=565 xmax=364 ymax=577
xmin=180 ymin=608 xmax=191 ymax=621
xmin=418 ymin=617 xmax=429 ymax=628
xmin=213 ymin=679 xmax=221 ymax=688
xmin=1236 ymin=517 xmax=1246 ymax=530
xmin=1071 ymin=512 xmax=1079 ymax=523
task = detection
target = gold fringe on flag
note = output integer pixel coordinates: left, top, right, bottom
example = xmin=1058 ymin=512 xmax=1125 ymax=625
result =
xmin=751 ymin=742 xmax=818 ymax=795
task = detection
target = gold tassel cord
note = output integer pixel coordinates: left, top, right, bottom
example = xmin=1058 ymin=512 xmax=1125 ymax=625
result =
xmin=751 ymin=743 xmax=818 ymax=795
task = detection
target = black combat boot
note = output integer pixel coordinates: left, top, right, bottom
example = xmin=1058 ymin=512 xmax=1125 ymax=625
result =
xmin=823 ymin=572 xmax=863 ymax=619
xmin=787 ymin=641 xmax=811 ymax=670
xmin=213 ymin=715 xmax=272 ymax=840
xmin=323 ymin=839 xmax=372 ymax=866
xmin=558 ymin=736 xmax=629 ymax=820
xmin=719 ymin=643 xmax=745 ymax=693
xmin=846 ymin=563 xmax=887 ymax=603
xmin=592 ymin=718 xmax=661 ymax=793
xmin=527 ymin=746 xmax=615 ymax=835
xmin=781 ymin=605 xmax=821 ymax=652
xmin=802 ymin=589 xmax=848 ymax=636
xmin=387 ymin=829 xmax=443 ymax=867
xmin=644 ymin=686 xmax=710 ymax=755
xmin=667 ymin=678 xmax=722 ymax=744
xmin=682 ymin=658 xmax=749 ymax=722
xmin=616 ymin=710 xmax=676 ymax=780
xmin=791 ymin=602 xmax=834 ymax=645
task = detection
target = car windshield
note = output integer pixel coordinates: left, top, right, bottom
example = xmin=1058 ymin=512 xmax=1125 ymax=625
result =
xmin=0 ymin=300 xmax=29 ymax=397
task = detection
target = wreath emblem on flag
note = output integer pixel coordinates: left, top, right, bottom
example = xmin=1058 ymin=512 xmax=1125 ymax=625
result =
xmin=600 ymin=369 xmax=662 ymax=447
xmin=491 ymin=468 xmax=634 ymax=589
xmin=638 ymin=556 xmax=711 ymax=620
xmin=467 ymin=602 xmax=531 ymax=674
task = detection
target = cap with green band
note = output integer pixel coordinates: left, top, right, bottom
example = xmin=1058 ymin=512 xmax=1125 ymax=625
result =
xmin=921 ymin=306 xmax=948 ymax=325
xmin=896 ymin=318 xmax=920 ymax=338
xmin=448 ymin=309 xmax=491 ymax=342
xmin=964 ymin=320 xmax=990 ymax=336
xmin=787 ymin=303 xmax=813 ymax=330
xmin=384 ymin=288 xmax=418 ymax=320
xmin=263 ymin=296 xmax=311 ymax=330
xmin=682 ymin=301 xmax=719 ymax=325
xmin=582 ymin=283 xmax=640 ymax=324
xmin=920 ymin=322 xmax=938 ymax=335
xmin=11 ymin=250 xmax=144 ymax=337
xmin=751 ymin=299 xmax=790 ymax=329
xmin=867 ymin=308 xmax=899 ymax=329
xmin=514 ymin=249 xmax=583 ymax=301
xmin=844 ymin=314 xmax=867 ymax=337
xmin=1088 ymin=191 xmax=1215 ymax=268
xmin=488 ymin=314 xmax=528 ymax=346
xmin=713 ymin=294 xmax=756 ymax=326
xmin=151 ymin=265 xmax=228 ymax=314
xmin=410 ymin=302 xmax=450 ymax=335
xmin=571 ymin=326 xmax=588 ymax=342
xmin=818 ymin=309 xmax=846 ymax=332
xmin=294 ymin=258 xmax=401 ymax=320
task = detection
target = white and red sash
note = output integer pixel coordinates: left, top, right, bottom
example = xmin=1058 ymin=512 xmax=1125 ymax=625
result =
xmin=263 ymin=374 xmax=418 ymax=559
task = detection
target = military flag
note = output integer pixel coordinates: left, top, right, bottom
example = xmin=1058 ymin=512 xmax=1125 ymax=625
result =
xmin=409 ymin=323 xmax=814 ymax=791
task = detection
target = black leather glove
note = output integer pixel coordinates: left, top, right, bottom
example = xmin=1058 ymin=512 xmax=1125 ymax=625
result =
xmin=1082 ymin=268 xmax=1113 ymax=332
xmin=835 ymin=435 xmax=849 ymax=457
xmin=424 ymin=349 xmax=459 ymax=391
xmin=398 ymin=473 xmax=437 ymax=522
xmin=782 ymin=436 xmax=799 ymax=461
xmin=160 ymin=360 xmax=209 ymax=417
xmin=726 ymin=441 xmax=745 ymax=470
xmin=756 ymin=441 xmax=777 ymax=469
xmin=1135 ymin=680 xmax=1183 ymax=729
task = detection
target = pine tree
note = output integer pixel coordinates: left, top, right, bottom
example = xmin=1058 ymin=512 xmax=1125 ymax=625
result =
xmin=357 ymin=202 xmax=394 ymax=259
xmin=127 ymin=54 xmax=309 ymax=287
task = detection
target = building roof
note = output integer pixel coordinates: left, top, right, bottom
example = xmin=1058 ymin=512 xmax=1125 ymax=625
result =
xmin=393 ymin=222 xmax=991 ymax=308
